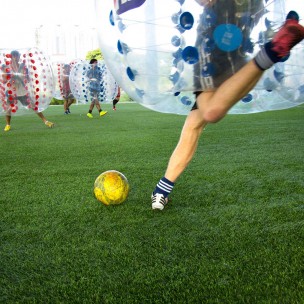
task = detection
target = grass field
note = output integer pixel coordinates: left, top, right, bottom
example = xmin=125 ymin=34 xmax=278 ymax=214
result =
xmin=0 ymin=103 xmax=303 ymax=303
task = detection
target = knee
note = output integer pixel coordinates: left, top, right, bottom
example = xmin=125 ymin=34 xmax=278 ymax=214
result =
xmin=203 ymin=108 xmax=225 ymax=123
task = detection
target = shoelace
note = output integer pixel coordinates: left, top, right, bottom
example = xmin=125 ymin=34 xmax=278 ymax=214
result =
xmin=152 ymin=193 xmax=168 ymax=206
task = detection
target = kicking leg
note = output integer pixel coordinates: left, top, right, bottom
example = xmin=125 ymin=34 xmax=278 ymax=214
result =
xmin=200 ymin=11 xmax=304 ymax=123
xmin=198 ymin=61 xmax=262 ymax=122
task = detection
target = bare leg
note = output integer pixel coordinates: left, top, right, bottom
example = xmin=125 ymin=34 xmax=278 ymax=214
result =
xmin=67 ymin=99 xmax=74 ymax=109
xmin=36 ymin=112 xmax=54 ymax=127
xmin=159 ymin=62 xmax=260 ymax=189
xmin=5 ymin=115 xmax=11 ymax=126
xmin=87 ymin=102 xmax=95 ymax=118
xmin=89 ymin=102 xmax=95 ymax=112
xmin=95 ymin=99 xmax=107 ymax=116
xmin=152 ymin=63 xmax=262 ymax=209
xmin=4 ymin=114 xmax=11 ymax=131
xmin=152 ymin=64 xmax=261 ymax=209
xmin=64 ymin=100 xmax=68 ymax=112
xmin=164 ymin=107 xmax=208 ymax=182
xmin=36 ymin=112 xmax=47 ymax=123
xmin=95 ymin=100 xmax=101 ymax=112
xmin=113 ymin=98 xmax=119 ymax=110
xmin=199 ymin=60 xmax=263 ymax=123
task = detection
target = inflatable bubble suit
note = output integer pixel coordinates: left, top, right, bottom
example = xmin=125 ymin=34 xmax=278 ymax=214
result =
xmin=53 ymin=59 xmax=84 ymax=100
xmin=0 ymin=48 xmax=54 ymax=115
xmin=95 ymin=0 xmax=304 ymax=115
xmin=69 ymin=60 xmax=118 ymax=104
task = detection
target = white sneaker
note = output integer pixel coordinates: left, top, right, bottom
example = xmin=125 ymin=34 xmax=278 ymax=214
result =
xmin=151 ymin=193 xmax=168 ymax=210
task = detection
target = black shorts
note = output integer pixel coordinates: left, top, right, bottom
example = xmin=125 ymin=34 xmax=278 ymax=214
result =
xmin=190 ymin=91 xmax=204 ymax=111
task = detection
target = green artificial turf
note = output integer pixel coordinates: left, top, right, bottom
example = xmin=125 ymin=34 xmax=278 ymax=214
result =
xmin=0 ymin=103 xmax=303 ymax=303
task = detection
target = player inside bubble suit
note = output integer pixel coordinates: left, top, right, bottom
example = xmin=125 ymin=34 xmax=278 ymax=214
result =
xmin=1 ymin=50 xmax=54 ymax=131
xmin=151 ymin=1 xmax=304 ymax=210
xmin=86 ymin=59 xmax=108 ymax=118
xmin=62 ymin=64 xmax=75 ymax=115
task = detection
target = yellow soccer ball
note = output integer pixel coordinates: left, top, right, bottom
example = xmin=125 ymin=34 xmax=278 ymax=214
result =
xmin=94 ymin=170 xmax=130 ymax=205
